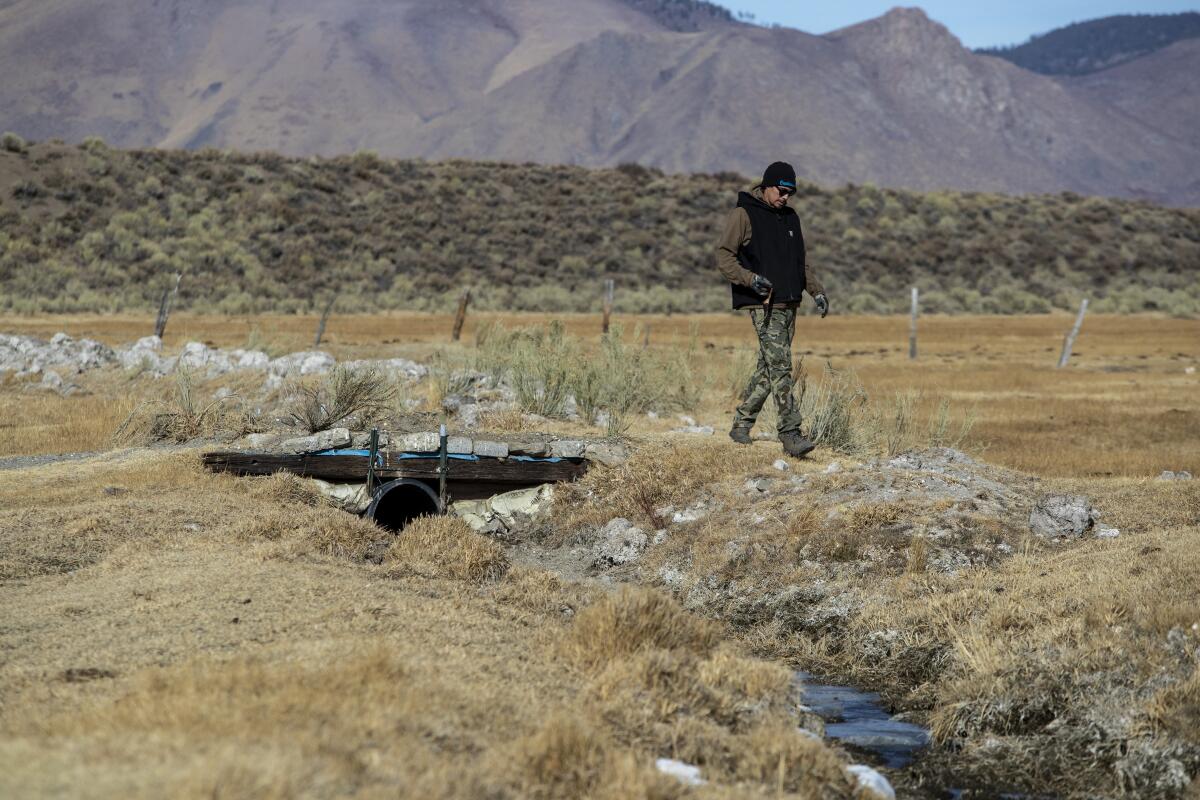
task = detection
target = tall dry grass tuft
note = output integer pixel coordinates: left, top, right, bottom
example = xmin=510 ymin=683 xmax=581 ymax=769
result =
xmin=502 ymin=715 xmax=681 ymax=800
xmin=476 ymin=321 xmax=699 ymax=429
xmin=560 ymin=587 xmax=719 ymax=671
xmin=288 ymin=364 xmax=395 ymax=432
xmin=557 ymin=440 xmax=775 ymax=531
xmin=113 ymin=366 xmax=245 ymax=444
xmin=234 ymin=502 xmax=384 ymax=560
xmin=795 ymin=359 xmax=869 ymax=453
xmin=489 ymin=322 xmax=577 ymax=418
xmin=589 ymin=645 xmax=795 ymax=741
xmin=242 ymin=471 xmax=333 ymax=507
xmin=386 ymin=515 xmax=510 ymax=584
xmin=493 ymin=565 xmax=594 ymax=618
xmin=728 ymin=720 xmax=859 ymax=796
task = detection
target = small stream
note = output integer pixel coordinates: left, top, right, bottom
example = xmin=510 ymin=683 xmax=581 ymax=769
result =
xmin=797 ymin=671 xmax=931 ymax=769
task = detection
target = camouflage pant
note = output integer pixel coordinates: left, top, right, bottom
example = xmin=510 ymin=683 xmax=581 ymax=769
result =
xmin=733 ymin=306 xmax=802 ymax=434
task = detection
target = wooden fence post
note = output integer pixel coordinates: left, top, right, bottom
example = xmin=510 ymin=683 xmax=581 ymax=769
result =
xmin=602 ymin=279 xmax=615 ymax=334
xmin=1057 ymin=298 xmax=1089 ymax=368
xmin=908 ymin=286 xmax=919 ymax=360
xmin=451 ymin=288 xmax=471 ymax=342
xmin=313 ymin=295 xmax=336 ymax=348
xmin=154 ymin=273 xmax=182 ymax=339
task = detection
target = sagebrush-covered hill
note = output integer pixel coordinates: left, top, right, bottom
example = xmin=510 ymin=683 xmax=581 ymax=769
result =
xmin=2 ymin=1 xmax=1198 ymax=205
xmin=1 ymin=140 xmax=1197 ymax=316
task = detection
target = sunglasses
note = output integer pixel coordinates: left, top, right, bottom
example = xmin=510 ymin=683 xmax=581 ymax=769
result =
xmin=776 ymin=186 xmax=795 ymax=198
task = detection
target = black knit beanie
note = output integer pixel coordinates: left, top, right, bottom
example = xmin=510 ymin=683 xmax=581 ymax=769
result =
xmin=760 ymin=161 xmax=797 ymax=190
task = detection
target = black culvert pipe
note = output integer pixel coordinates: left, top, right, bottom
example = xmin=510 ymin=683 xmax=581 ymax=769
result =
xmin=365 ymin=479 xmax=442 ymax=533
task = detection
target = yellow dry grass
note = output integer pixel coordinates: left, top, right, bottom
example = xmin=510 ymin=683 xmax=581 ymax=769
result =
xmin=2 ymin=312 xmax=1196 ymax=477
xmin=385 ymin=514 xmax=511 ymax=584
xmin=1 ymin=311 xmax=1197 ymax=797
xmin=0 ymin=451 xmax=862 ymax=800
xmin=0 ymin=383 xmax=137 ymax=455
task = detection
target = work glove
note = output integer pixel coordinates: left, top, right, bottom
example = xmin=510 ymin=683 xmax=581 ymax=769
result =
xmin=750 ymin=274 xmax=773 ymax=297
xmin=814 ymin=293 xmax=829 ymax=318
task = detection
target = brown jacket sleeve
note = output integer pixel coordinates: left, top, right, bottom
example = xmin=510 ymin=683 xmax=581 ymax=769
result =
xmin=715 ymin=207 xmax=757 ymax=287
xmin=804 ymin=264 xmax=825 ymax=298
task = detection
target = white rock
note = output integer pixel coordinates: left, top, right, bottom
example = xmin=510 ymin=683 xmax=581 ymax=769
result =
xmin=593 ymin=518 xmax=648 ymax=566
xmin=396 ymin=431 xmax=441 ymax=453
xmin=773 ymin=459 xmax=791 ymax=472
xmin=1030 ymin=494 xmax=1096 ymax=539
xmin=672 ymin=506 xmax=706 ymax=524
xmin=655 ymin=758 xmax=704 ymax=786
xmin=1159 ymin=470 xmax=1193 ymax=481
xmin=745 ymin=477 xmax=771 ymax=493
xmin=584 ymin=441 xmax=628 ymax=466
xmin=678 ymin=415 xmax=697 ymax=427
xmin=232 ymin=349 xmax=270 ymax=370
xmin=310 ymin=480 xmax=372 ymax=514
xmin=472 ymin=440 xmax=510 ymax=458
xmin=344 ymin=357 xmax=427 ymax=380
xmin=279 ymin=427 xmax=352 ymax=454
xmin=1096 ymin=527 xmax=1121 ymax=538
xmin=657 ymin=565 xmax=685 ymax=587
xmin=672 ymin=425 xmax=714 ymax=435
xmin=242 ymin=433 xmax=280 ymax=449
xmin=825 ymin=461 xmax=842 ymax=474
xmin=1186 ymin=366 xmax=1196 ymax=375
xmin=268 ymin=351 xmax=335 ymax=377
xmin=847 ymin=764 xmax=895 ymax=800
xmin=452 ymin=485 xmax=555 ymax=539
xmin=447 ymin=436 xmax=473 ymax=454
xmin=130 ymin=335 xmax=162 ymax=353
xmin=549 ymin=439 xmax=586 ymax=458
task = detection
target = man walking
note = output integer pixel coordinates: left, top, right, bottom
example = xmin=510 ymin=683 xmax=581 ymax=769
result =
xmin=715 ymin=161 xmax=828 ymax=458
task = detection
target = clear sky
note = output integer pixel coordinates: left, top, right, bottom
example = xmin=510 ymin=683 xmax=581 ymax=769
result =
xmin=711 ymin=1 xmax=1200 ymax=48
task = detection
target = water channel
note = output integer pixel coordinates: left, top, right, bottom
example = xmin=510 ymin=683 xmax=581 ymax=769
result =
xmin=797 ymin=671 xmax=931 ymax=769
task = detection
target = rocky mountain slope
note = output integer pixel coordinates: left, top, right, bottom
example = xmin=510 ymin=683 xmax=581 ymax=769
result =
xmin=1068 ymin=38 xmax=1200 ymax=153
xmin=2 ymin=2 xmax=1198 ymax=205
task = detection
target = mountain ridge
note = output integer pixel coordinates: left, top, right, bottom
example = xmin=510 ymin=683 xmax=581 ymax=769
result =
xmin=977 ymin=12 xmax=1200 ymax=75
xmin=2 ymin=1 xmax=1197 ymax=204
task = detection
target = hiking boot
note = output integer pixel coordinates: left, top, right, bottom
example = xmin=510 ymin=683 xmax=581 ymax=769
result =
xmin=779 ymin=431 xmax=816 ymax=458
xmin=729 ymin=426 xmax=753 ymax=445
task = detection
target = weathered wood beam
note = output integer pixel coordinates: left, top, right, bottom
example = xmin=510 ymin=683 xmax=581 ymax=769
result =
xmin=202 ymin=451 xmax=587 ymax=485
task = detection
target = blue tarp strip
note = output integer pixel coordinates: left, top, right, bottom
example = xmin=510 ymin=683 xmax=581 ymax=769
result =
xmin=312 ymin=449 xmax=569 ymax=463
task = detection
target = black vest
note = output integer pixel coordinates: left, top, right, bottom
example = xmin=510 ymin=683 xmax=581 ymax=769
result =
xmin=730 ymin=191 xmax=806 ymax=309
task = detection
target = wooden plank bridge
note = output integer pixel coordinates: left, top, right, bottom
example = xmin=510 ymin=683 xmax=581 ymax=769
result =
xmin=202 ymin=450 xmax=588 ymax=501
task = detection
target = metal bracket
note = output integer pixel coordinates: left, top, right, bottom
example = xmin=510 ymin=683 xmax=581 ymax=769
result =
xmin=437 ymin=423 xmax=449 ymax=513
xmin=366 ymin=428 xmax=380 ymax=497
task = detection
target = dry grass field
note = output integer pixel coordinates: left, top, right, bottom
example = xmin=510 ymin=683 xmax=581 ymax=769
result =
xmin=2 ymin=311 xmax=1196 ymax=476
xmin=1 ymin=311 xmax=1198 ymax=798
xmin=0 ymin=452 xmax=859 ymax=800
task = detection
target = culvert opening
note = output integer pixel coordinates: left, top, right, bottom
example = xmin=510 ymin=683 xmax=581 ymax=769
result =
xmin=365 ymin=479 xmax=442 ymax=533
